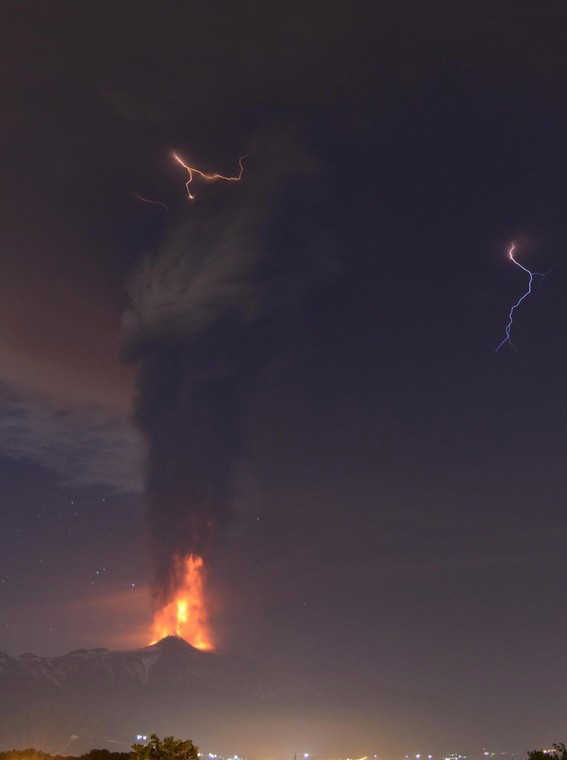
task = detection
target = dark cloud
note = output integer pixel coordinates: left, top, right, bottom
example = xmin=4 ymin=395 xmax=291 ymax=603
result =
xmin=0 ymin=385 xmax=143 ymax=494
xmin=0 ymin=177 xmax=139 ymax=494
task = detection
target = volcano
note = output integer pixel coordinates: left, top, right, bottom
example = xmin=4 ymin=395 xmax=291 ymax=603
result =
xmin=0 ymin=637 xmax=372 ymax=758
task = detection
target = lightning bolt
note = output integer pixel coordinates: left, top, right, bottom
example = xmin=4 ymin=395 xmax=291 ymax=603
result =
xmin=172 ymin=152 xmax=246 ymax=200
xmin=133 ymin=193 xmax=169 ymax=210
xmin=495 ymin=242 xmax=550 ymax=353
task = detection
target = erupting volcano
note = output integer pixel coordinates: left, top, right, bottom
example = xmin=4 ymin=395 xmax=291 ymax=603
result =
xmin=121 ymin=137 xmax=314 ymax=664
xmin=150 ymin=553 xmax=213 ymax=650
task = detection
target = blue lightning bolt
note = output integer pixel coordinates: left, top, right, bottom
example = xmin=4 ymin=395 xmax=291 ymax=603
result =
xmin=495 ymin=242 xmax=550 ymax=353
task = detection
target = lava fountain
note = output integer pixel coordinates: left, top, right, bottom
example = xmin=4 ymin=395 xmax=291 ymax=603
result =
xmin=150 ymin=553 xmax=213 ymax=650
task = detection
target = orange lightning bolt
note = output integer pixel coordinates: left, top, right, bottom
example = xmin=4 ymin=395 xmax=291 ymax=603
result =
xmin=172 ymin=152 xmax=246 ymax=200
xmin=133 ymin=193 xmax=169 ymax=210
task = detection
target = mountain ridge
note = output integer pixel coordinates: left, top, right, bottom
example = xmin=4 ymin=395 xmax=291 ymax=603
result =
xmin=0 ymin=635 xmax=373 ymax=757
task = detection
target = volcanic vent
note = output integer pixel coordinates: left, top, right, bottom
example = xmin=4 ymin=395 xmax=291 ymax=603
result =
xmin=150 ymin=553 xmax=212 ymax=650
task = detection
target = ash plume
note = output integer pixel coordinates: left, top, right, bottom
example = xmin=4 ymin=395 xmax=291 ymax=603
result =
xmin=122 ymin=135 xmax=330 ymax=612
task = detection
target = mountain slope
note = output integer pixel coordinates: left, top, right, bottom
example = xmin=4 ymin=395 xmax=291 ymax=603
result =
xmin=0 ymin=637 xmax=373 ymax=757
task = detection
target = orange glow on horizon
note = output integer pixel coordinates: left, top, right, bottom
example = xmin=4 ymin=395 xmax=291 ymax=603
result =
xmin=173 ymin=152 xmax=246 ymax=200
xmin=150 ymin=553 xmax=213 ymax=651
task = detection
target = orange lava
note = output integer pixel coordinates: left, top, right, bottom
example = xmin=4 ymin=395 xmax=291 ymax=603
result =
xmin=150 ymin=553 xmax=213 ymax=650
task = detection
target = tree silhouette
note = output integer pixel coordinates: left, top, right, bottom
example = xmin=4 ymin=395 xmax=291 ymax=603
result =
xmin=528 ymin=744 xmax=567 ymax=760
xmin=131 ymin=736 xmax=199 ymax=760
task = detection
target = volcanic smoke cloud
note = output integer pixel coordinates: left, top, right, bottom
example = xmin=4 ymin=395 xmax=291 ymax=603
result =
xmin=122 ymin=135 xmax=329 ymax=630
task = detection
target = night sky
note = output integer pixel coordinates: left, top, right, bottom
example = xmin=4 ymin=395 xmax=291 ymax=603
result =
xmin=2 ymin=1 xmax=567 ymax=756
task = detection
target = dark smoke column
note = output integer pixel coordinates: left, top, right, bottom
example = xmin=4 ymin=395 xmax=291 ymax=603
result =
xmin=121 ymin=138 xmax=323 ymax=643
xmin=133 ymin=313 xmax=266 ymax=616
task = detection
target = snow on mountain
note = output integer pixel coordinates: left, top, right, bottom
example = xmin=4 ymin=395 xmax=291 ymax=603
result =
xmin=0 ymin=636 xmax=370 ymax=757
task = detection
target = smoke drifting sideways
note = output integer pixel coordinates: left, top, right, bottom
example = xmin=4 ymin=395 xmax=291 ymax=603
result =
xmin=122 ymin=135 xmax=332 ymax=618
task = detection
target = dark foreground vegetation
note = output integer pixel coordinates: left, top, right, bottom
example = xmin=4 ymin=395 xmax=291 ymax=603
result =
xmin=2 ymin=739 xmax=565 ymax=760
xmin=0 ymin=736 xmax=197 ymax=760
xmin=529 ymin=746 xmax=567 ymax=760
xmin=0 ymin=751 xmax=130 ymax=760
